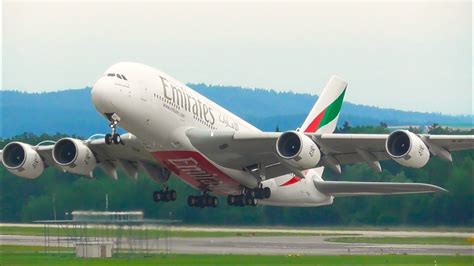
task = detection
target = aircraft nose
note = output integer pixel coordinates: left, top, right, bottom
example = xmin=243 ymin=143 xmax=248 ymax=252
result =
xmin=91 ymin=77 xmax=114 ymax=114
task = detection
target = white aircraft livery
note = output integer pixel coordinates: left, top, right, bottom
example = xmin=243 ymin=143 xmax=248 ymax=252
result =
xmin=2 ymin=62 xmax=473 ymax=208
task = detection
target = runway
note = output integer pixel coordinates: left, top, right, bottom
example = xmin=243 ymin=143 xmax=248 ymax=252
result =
xmin=1 ymin=234 xmax=472 ymax=255
xmin=159 ymin=235 xmax=473 ymax=255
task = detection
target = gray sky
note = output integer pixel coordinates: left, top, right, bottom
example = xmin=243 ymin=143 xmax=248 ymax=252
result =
xmin=2 ymin=1 xmax=472 ymax=115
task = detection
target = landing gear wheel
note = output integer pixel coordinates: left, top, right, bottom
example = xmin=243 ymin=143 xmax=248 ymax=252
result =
xmin=199 ymin=197 xmax=206 ymax=208
xmin=112 ymin=134 xmax=121 ymax=144
xmin=228 ymin=186 xmax=263 ymax=207
xmin=263 ymin=187 xmax=271 ymax=199
xmin=153 ymin=188 xmax=177 ymax=203
xmin=105 ymin=134 xmax=113 ymax=145
xmin=237 ymin=195 xmax=245 ymax=207
xmin=164 ymin=192 xmax=172 ymax=202
xmin=169 ymin=190 xmax=177 ymax=201
xmin=255 ymin=189 xmax=263 ymax=199
xmin=188 ymin=193 xmax=218 ymax=208
xmin=154 ymin=191 xmax=167 ymax=202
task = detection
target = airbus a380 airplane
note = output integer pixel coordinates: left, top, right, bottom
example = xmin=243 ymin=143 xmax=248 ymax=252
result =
xmin=1 ymin=62 xmax=473 ymax=208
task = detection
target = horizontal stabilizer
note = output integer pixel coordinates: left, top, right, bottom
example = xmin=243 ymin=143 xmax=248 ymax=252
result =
xmin=314 ymin=180 xmax=447 ymax=197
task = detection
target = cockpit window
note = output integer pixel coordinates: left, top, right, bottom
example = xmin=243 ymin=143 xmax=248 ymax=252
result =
xmin=106 ymin=73 xmax=128 ymax=80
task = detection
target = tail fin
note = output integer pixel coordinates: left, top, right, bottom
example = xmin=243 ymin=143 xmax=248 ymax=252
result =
xmin=301 ymin=76 xmax=347 ymax=179
xmin=300 ymin=76 xmax=347 ymax=134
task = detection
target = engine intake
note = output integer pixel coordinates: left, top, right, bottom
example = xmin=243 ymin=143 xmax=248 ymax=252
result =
xmin=53 ymin=138 xmax=97 ymax=176
xmin=276 ymin=131 xmax=321 ymax=169
xmin=2 ymin=142 xmax=44 ymax=179
xmin=386 ymin=130 xmax=430 ymax=168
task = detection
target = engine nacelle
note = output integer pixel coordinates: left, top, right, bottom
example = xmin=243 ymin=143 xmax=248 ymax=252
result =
xmin=276 ymin=131 xmax=321 ymax=169
xmin=52 ymin=138 xmax=97 ymax=176
xmin=386 ymin=130 xmax=430 ymax=168
xmin=1 ymin=142 xmax=44 ymax=179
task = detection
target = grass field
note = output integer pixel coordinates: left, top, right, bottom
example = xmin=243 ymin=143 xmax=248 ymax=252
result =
xmin=0 ymin=251 xmax=472 ymax=266
xmin=326 ymin=236 xmax=474 ymax=246
xmin=0 ymin=226 xmax=353 ymax=238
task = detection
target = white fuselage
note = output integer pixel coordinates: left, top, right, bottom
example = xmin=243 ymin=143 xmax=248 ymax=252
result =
xmin=91 ymin=62 xmax=332 ymax=207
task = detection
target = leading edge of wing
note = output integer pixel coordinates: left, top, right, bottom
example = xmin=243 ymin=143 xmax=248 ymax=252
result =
xmin=314 ymin=180 xmax=447 ymax=197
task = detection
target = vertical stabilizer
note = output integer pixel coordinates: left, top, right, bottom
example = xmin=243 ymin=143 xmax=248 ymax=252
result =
xmin=301 ymin=76 xmax=347 ymax=134
xmin=301 ymin=76 xmax=347 ymax=178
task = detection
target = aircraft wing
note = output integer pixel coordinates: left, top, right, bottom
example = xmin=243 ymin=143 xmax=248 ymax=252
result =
xmin=314 ymin=180 xmax=447 ymax=197
xmin=186 ymin=128 xmax=474 ymax=179
xmin=310 ymin=133 xmax=473 ymax=162
xmin=24 ymin=134 xmax=168 ymax=182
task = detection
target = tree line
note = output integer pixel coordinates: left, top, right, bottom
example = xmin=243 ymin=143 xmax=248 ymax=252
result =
xmin=0 ymin=125 xmax=472 ymax=226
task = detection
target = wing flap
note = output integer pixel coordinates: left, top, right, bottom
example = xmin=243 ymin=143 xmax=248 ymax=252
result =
xmin=423 ymin=135 xmax=474 ymax=152
xmin=314 ymin=180 xmax=447 ymax=197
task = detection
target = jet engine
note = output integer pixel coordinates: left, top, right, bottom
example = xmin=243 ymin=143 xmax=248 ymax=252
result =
xmin=53 ymin=138 xmax=97 ymax=176
xmin=385 ymin=130 xmax=430 ymax=168
xmin=276 ymin=131 xmax=321 ymax=169
xmin=1 ymin=142 xmax=44 ymax=179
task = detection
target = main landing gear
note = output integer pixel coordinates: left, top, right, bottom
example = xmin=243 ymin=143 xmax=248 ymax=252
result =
xmin=227 ymin=185 xmax=271 ymax=207
xmin=187 ymin=192 xmax=218 ymax=208
xmin=104 ymin=113 xmax=123 ymax=145
xmin=152 ymin=187 xmax=177 ymax=203
xmin=227 ymin=194 xmax=257 ymax=207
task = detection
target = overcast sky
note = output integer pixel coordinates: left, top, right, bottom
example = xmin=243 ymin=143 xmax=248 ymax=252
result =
xmin=2 ymin=1 xmax=472 ymax=115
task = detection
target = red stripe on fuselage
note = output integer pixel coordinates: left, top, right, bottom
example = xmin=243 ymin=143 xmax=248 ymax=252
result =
xmin=279 ymin=176 xmax=302 ymax=187
xmin=151 ymin=151 xmax=240 ymax=191
xmin=279 ymin=170 xmax=309 ymax=187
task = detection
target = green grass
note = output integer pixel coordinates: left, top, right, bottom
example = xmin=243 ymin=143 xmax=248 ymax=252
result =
xmin=0 ymin=252 xmax=472 ymax=266
xmin=0 ymin=226 xmax=352 ymax=238
xmin=326 ymin=236 xmax=474 ymax=246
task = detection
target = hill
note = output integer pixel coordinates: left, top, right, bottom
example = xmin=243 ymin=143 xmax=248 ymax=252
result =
xmin=1 ymin=85 xmax=471 ymax=138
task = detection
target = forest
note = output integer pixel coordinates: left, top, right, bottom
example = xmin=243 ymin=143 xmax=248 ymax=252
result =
xmin=0 ymin=124 xmax=472 ymax=226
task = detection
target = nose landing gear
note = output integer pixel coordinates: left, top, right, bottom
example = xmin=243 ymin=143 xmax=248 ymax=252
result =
xmin=104 ymin=113 xmax=123 ymax=145
xmin=105 ymin=133 xmax=121 ymax=145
